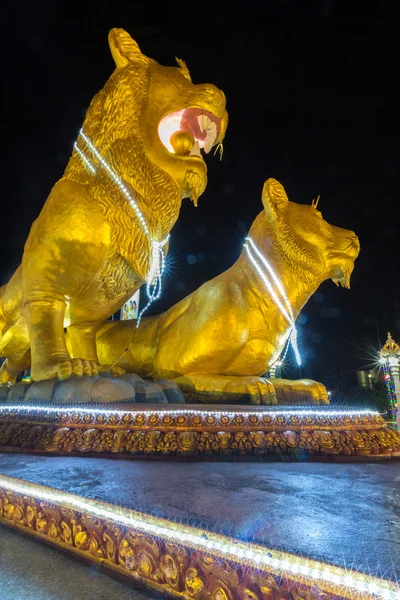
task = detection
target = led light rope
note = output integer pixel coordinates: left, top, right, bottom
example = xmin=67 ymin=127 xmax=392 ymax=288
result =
xmin=74 ymin=130 xmax=169 ymax=325
xmin=382 ymin=360 xmax=398 ymax=429
xmin=244 ymin=237 xmax=301 ymax=365
xmin=0 ymin=474 xmax=397 ymax=599
xmin=0 ymin=404 xmax=378 ymax=419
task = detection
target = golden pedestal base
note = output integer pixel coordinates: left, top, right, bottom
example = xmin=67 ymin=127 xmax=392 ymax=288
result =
xmin=0 ymin=404 xmax=398 ymax=459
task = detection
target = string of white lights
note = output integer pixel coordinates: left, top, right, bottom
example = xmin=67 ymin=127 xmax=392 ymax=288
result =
xmin=0 ymin=404 xmax=378 ymax=419
xmin=74 ymin=130 xmax=169 ymax=325
xmin=0 ymin=474 xmax=397 ymax=599
xmin=246 ymin=237 xmax=295 ymax=321
xmin=244 ymin=237 xmax=302 ymax=365
xmin=136 ymin=241 xmax=166 ymax=327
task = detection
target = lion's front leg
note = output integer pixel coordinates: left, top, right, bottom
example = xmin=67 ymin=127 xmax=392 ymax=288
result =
xmin=25 ymin=298 xmax=88 ymax=382
xmin=271 ymin=378 xmax=329 ymax=405
xmin=172 ymin=374 xmax=277 ymax=405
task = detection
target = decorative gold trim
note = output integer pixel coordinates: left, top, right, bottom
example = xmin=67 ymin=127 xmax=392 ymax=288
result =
xmin=0 ymin=474 xmax=398 ymax=600
xmin=0 ymin=405 xmax=399 ymax=457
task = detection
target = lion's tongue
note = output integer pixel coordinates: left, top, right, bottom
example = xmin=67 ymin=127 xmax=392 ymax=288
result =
xmin=181 ymin=109 xmax=206 ymax=141
xmin=180 ymin=109 xmax=217 ymax=153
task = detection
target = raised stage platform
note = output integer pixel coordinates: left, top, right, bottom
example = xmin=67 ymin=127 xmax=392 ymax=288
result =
xmin=1 ymin=403 xmax=399 ymax=459
xmin=1 ymin=453 xmax=399 ymax=599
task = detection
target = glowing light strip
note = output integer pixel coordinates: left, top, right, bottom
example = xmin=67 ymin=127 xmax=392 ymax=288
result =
xmin=73 ymin=129 xmax=169 ymax=321
xmin=244 ymin=238 xmax=301 ymax=365
xmin=79 ymin=131 xmax=150 ymax=238
xmin=74 ymin=143 xmax=96 ymax=174
xmin=0 ymin=404 xmax=378 ymax=418
xmin=244 ymin=243 xmax=292 ymax=323
xmin=0 ymin=474 xmax=397 ymax=599
xmin=246 ymin=237 xmax=294 ymax=320
xmin=382 ymin=360 xmax=398 ymax=429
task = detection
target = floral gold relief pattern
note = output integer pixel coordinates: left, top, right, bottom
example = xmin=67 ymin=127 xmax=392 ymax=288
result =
xmin=0 ymin=407 xmax=399 ymax=457
xmin=0 ymin=475 xmax=398 ymax=600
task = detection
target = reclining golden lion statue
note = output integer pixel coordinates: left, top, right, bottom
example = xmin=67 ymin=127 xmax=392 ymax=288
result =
xmin=97 ymin=178 xmax=360 ymax=405
xmin=0 ymin=28 xmax=228 ymax=384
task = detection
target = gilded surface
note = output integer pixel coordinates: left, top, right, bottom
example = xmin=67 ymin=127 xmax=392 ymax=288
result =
xmin=97 ymin=179 xmax=360 ymax=405
xmin=0 ymin=406 xmax=398 ymax=457
xmin=0 ymin=475 xmax=395 ymax=599
xmin=0 ymin=28 xmax=227 ymax=384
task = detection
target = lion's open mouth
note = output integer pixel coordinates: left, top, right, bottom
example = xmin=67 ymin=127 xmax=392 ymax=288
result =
xmin=332 ymin=264 xmax=352 ymax=289
xmin=158 ymin=108 xmax=221 ymax=158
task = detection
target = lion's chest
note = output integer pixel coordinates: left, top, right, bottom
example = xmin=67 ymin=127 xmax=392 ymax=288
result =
xmin=68 ymin=251 xmax=139 ymax=319
xmin=99 ymin=250 xmax=141 ymax=302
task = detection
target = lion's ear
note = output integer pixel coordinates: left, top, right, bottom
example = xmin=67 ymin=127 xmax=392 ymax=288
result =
xmin=108 ymin=28 xmax=149 ymax=68
xmin=262 ymin=178 xmax=289 ymax=216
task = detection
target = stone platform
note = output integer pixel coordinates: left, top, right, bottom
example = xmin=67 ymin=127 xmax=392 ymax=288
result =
xmin=1 ymin=453 xmax=399 ymax=599
xmin=0 ymin=373 xmax=185 ymax=405
xmin=0 ymin=403 xmax=399 ymax=459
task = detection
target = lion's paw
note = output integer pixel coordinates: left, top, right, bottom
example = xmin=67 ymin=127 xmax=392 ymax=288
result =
xmin=98 ymin=364 xmax=126 ymax=377
xmin=225 ymin=376 xmax=277 ymax=405
xmin=272 ymin=378 xmax=329 ymax=405
xmin=304 ymin=380 xmax=329 ymax=405
xmin=31 ymin=357 xmax=101 ymax=382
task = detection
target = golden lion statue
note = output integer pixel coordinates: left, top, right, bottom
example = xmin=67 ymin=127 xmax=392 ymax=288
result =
xmin=97 ymin=178 xmax=360 ymax=405
xmin=0 ymin=28 xmax=227 ymax=384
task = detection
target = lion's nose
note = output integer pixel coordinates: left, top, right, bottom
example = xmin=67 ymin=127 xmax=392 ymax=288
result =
xmin=349 ymin=235 xmax=360 ymax=256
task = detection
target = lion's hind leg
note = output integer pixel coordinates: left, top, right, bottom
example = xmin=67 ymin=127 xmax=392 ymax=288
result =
xmin=0 ymin=318 xmax=31 ymax=386
xmin=67 ymin=323 xmax=125 ymax=377
xmin=0 ymin=351 xmax=31 ymax=386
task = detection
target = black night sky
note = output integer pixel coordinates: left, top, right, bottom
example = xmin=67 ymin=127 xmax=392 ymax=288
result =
xmin=2 ymin=2 xmax=398 ymax=396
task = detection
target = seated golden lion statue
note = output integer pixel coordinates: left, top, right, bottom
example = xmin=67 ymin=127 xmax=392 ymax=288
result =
xmin=0 ymin=28 xmax=227 ymax=384
xmin=96 ymin=178 xmax=360 ymax=405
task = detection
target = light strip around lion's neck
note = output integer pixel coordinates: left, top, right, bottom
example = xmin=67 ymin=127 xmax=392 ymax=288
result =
xmin=75 ymin=130 xmax=169 ymax=248
xmin=244 ymin=237 xmax=302 ymax=366
xmin=74 ymin=129 xmax=169 ymax=325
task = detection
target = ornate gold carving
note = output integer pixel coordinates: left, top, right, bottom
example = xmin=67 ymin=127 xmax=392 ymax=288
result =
xmin=0 ymin=406 xmax=398 ymax=457
xmin=0 ymin=477 xmax=397 ymax=600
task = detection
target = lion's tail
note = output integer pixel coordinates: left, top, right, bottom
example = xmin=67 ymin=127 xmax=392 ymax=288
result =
xmin=0 ymin=284 xmax=6 ymax=347
xmin=0 ymin=284 xmax=6 ymax=320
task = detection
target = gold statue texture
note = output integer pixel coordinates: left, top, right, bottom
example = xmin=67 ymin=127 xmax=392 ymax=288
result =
xmin=97 ymin=178 xmax=360 ymax=405
xmin=0 ymin=28 xmax=228 ymax=384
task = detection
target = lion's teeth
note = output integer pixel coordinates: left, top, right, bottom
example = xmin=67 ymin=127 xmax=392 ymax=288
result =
xmin=204 ymin=122 xmax=217 ymax=153
xmin=197 ymin=114 xmax=211 ymax=133
xmin=189 ymin=140 xmax=201 ymax=157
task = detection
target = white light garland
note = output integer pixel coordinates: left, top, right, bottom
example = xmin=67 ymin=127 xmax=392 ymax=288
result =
xmin=74 ymin=130 xmax=169 ymax=325
xmin=0 ymin=404 xmax=378 ymax=419
xmin=244 ymin=237 xmax=302 ymax=366
xmin=0 ymin=474 xmax=397 ymax=600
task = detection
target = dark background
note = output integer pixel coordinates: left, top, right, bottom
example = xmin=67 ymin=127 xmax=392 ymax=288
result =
xmin=1 ymin=1 xmax=398 ymax=397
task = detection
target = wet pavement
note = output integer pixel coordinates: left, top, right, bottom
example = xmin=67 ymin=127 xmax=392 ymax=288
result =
xmin=1 ymin=453 xmax=399 ymax=581
xmin=0 ymin=525 xmax=151 ymax=600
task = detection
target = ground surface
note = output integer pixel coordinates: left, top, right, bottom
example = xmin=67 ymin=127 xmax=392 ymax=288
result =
xmin=0 ymin=526 xmax=151 ymax=600
xmin=1 ymin=453 xmax=399 ymax=582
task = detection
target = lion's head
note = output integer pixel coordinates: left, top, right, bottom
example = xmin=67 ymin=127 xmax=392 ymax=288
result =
xmin=250 ymin=178 xmax=360 ymax=289
xmin=68 ymin=28 xmax=227 ymax=228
